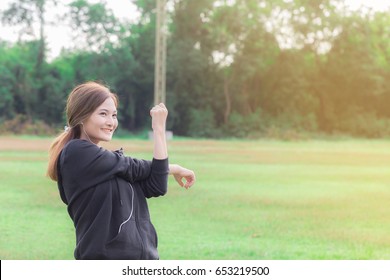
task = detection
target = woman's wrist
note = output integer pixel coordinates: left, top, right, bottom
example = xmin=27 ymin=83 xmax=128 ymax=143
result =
xmin=152 ymin=124 xmax=166 ymax=133
xmin=169 ymin=164 xmax=179 ymax=175
xmin=153 ymin=128 xmax=167 ymax=159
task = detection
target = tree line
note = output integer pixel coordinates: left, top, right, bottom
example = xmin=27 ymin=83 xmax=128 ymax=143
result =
xmin=1 ymin=0 xmax=389 ymax=138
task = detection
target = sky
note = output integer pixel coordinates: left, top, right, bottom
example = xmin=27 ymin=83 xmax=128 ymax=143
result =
xmin=0 ymin=0 xmax=389 ymax=60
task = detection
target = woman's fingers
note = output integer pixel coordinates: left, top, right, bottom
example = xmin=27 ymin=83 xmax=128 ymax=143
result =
xmin=173 ymin=172 xmax=196 ymax=189
xmin=150 ymin=103 xmax=168 ymax=130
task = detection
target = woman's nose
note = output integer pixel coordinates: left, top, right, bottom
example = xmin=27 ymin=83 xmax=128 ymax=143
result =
xmin=106 ymin=118 xmax=114 ymax=127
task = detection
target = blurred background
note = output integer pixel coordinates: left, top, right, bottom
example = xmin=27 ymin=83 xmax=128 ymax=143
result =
xmin=1 ymin=1 xmax=390 ymax=260
xmin=0 ymin=0 xmax=389 ymax=139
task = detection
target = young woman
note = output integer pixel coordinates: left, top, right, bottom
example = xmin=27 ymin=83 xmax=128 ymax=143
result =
xmin=47 ymin=81 xmax=195 ymax=260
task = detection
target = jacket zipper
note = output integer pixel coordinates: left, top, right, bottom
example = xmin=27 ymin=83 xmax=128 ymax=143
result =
xmin=115 ymin=178 xmax=123 ymax=206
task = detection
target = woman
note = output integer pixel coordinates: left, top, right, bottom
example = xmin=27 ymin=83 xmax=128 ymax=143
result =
xmin=47 ymin=81 xmax=195 ymax=260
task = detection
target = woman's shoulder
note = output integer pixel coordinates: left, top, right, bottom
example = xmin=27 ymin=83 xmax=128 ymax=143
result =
xmin=62 ymin=139 xmax=101 ymax=159
xmin=60 ymin=140 xmax=106 ymax=168
xmin=64 ymin=139 xmax=92 ymax=150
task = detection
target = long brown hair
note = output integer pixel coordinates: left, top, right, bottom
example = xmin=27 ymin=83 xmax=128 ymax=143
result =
xmin=47 ymin=81 xmax=118 ymax=181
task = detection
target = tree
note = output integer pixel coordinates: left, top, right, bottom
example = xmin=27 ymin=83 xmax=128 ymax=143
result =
xmin=67 ymin=0 xmax=124 ymax=52
xmin=1 ymin=0 xmax=58 ymax=75
xmin=0 ymin=41 xmax=37 ymax=119
xmin=317 ymin=9 xmax=390 ymax=135
xmin=0 ymin=43 xmax=16 ymax=120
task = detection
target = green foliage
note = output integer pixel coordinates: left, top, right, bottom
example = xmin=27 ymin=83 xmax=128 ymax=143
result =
xmin=67 ymin=0 xmax=122 ymax=51
xmin=0 ymin=0 xmax=390 ymax=138
xmin=224 ymin=110 xmax=265 ymax=138
xmin=335 ymin=110 xmax=390 ymax=138
xmin=0 ymin=65 xmax=15 ymax=119
xmin=0 ymin=41 xmax=38 ymax=119
xmin=187 ymin=107 xmax=221 ymax=138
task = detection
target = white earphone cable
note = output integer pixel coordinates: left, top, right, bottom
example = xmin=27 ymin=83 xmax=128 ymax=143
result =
xmin=81 ymin=123 xmax=93 ymax=143
xmin=117 ymin=184 xmax=134 ymax=234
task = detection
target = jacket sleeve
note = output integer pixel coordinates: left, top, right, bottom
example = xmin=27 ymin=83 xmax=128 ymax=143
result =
xmin=61 ymin=140 xmax=152 ymax=187
xmin=138 ymin=158 xmax=169 ymax=198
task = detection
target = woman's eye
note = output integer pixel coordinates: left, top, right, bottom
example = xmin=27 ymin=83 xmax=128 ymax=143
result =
xmin=113 ymin=114 xmax=117 ymax=119
xmin=100 ymin=112 xmax=107 ymax=116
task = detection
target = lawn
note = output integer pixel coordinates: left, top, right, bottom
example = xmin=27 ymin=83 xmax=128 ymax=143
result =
xmin=1 ymin=136 xmax=390 ymax=259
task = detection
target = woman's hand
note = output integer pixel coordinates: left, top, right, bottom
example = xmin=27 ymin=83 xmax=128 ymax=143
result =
xmin=169 ymin=164 xmax=196 ymax=189
xmin=150 ymin=103 xmax=168 ymax=159
xmin=150 ymin=103 xmax=168 ymax=132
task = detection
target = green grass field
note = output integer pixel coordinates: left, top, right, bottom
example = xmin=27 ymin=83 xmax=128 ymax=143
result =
xmin=1 ymin=136 xmax=390 ymax=259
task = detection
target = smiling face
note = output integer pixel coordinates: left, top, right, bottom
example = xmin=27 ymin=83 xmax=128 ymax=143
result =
xmin=80 ymin=97 xmax=118 ymax=144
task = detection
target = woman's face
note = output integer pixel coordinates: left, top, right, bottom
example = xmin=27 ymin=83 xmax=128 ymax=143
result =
xmin=80 ymin=97 xmax=118 ymax=144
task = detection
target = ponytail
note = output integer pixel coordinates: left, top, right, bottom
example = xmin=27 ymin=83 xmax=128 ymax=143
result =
xmin=47 ymin=127 xmax=80 ymax=181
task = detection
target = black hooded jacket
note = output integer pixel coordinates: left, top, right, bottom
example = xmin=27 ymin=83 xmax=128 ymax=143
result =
xmin=57 ymin=139 xmax=169 ymax=260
